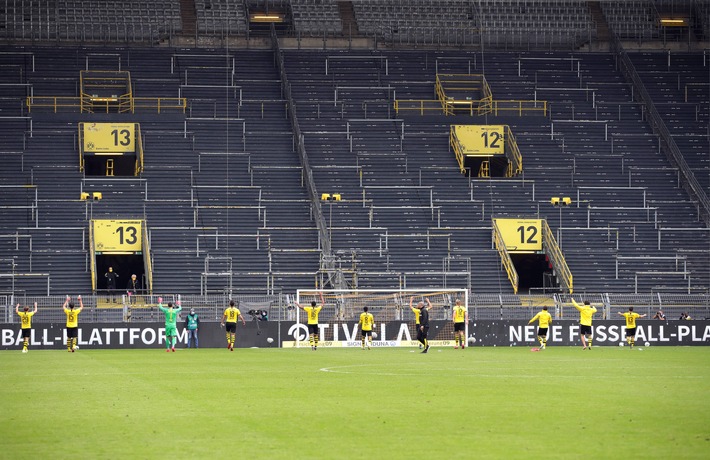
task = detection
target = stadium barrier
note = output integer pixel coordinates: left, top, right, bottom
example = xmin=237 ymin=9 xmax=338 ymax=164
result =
xmin=1 ymin=320 xmax=708 ymax=350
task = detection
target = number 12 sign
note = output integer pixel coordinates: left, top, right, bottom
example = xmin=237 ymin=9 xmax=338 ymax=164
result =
xmin=494 ymin=218 xmax=542 ymax=253
xmin=92 ymin=219 xmax=142 ymax=254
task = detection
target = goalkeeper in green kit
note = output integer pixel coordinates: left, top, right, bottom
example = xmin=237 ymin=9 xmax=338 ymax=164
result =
xmin=158 ymin=297 xmax=182 ymax=352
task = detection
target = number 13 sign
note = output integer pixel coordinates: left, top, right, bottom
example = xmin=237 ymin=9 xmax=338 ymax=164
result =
xmin=83 ymin=123 xmax=136 ymax=154
xmin=92 ymin=219 xmax=142 ymax=254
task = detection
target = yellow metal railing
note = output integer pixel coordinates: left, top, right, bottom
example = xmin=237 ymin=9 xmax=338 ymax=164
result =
xmin=492 ymin=220 xmax=519 ymax=294
xmin=449 ymin=125 xmax=466 ymax=173
xmin=27 ymin=96 xmax=186 ymax=113
xmin=542 ymin=219 xmax=573 ymax=294
xmin=504 ymin=125 xmax=523 ymax=177
xmin=89 ymin=220 xmax=97 ymax=292
xmin=142 ymin=223 xmax=153 ymax=294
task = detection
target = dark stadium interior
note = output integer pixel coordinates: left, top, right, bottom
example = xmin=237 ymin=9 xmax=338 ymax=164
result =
xmin=0 ymin=0 xmax=708 ymax=315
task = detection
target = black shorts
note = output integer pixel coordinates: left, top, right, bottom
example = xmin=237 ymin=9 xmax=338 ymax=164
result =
xmin=537 ymin=327 xmax=548 ymax=337
xmin=579 ymin=325 xmax=592 ymax=335
xmin=420 ymin=325 xmax=430 ymax=339
xmin=361 ymin=330 xmax=372 ymax=338
xmin=21 ymin=328 xmax=31 ymax=339
xmin=454 ymin=323 xmax=465 ymax=332
xmin=308 ymin=324 xmax=319 ymax=335
xmin=225 ymin=322 xmax=237 ymax=333
xmin=625 ymin=327 xmax=637 ymax=337
xmin=66 ymin=327 xmax=78 ymax=338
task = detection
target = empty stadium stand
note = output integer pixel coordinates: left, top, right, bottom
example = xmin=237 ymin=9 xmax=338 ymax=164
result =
xmin=0 ymin=1 xmax=708 ymax=305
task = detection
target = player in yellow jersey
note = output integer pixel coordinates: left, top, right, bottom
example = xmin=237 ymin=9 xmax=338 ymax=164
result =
xmin=618 ymin=307 xmax=646 ymax=348
xmin=571 ymin=298 xmax=597 ymax=350
xmin=296 ymin=292 xmax=324 ymax=350
xmin=16 ymin=302 xmax=38 ymax=353
xmin=62 ymin=295 xmax=84 ymax=352
xmin=358 ymin=306 xmax=375 ymax=350
xmin=528 ymin=306 xmax=553 ymax=349
xmin=452 ymin=299 xmax=468 ymax=349
xmin=221 ymin=300 xmax=246 ymax=351
xmin=410 ymin=296 xmax=433 ymax=350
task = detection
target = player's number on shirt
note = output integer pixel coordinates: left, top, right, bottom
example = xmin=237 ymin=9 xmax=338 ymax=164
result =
xmin=116 ymin=226 xmax=138 ymax=245
xmin=516 ymin=225 xmax=538 ymax=244
xmin=481 ymin=130 xmax=502 ymax=149
xmin=111 ymin=129 xmax=131 ymax=147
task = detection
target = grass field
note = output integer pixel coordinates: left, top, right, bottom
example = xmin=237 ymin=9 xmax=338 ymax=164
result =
xmin=1 ymin=345 xmax=709 ymax=459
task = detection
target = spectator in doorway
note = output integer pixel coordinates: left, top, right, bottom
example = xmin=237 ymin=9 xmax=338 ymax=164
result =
xmin=126 ymin=274 xmax=141 ymax=305
xmin=105 ymin=267 xmax=119 ymax=302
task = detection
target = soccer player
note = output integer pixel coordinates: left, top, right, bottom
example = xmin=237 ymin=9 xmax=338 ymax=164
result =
xmin=410 ymin=296 xmax=432 ymax=352
xmin=618 ymin=307 xmax=646 ymax=348
xmin=185 ymin=308 xmax=200 ymax=349
xmin=571 ymin=298 xmax=597 ymax=350
xmin=16 ymin=302 xmax=38 ymax=353
xmin=158 ymin=297 xmax=182 ymax=352
xmin=528 ymin=306 xmax=552 ymax=349
xmin=452 ymin=298 xmax=468 ymax=349
xmin=62 ymin=295 xmax=84 ymax=352
xmin=221 ymin=300 xmax=246 ymax=351
xmin=295 ymin=292 xmax=324 ymax=350
xmin=358 ymin=306 xmax=375 ymax=350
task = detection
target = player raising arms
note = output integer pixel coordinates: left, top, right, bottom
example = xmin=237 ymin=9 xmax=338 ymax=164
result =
xmin=158 ymin=297 xmax=182 ymax=352
xmin=358 ymin=306 xmax=375 ymax=350
xmin=528 ymin=306 xmax=552 ymax=350
xmin=571 ymin=298 xmax=597 ymax=350
xmin=452 ymin=298 xmax=468 ymax=349
xmin=221 ymin=300 xmax=246 ymax=351
xmin=618 ymin=307 xmax=646 ymax=349
xmin=16 ymin=302 xmax=38 ymax=353
xmin=296 ymin=292 xmax=324 ymax=350
xmin=62 ymin=295 xmax=84 ymax=352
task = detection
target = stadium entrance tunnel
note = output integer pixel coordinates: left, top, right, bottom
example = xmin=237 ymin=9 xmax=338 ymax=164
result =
xmin=84 ymin=155 xmax=136 ymax=177
xmin=511 ymin=253 xmax=555 ymax=293
xmin=465 ymin=155 xmax=508 ymax=177
xmin=96 ymin=254 xmax=145 ymax=297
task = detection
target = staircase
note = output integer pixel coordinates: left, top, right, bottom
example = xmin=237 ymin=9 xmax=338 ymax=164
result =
xmin=179 ymin=0 xmax=197 ymax=36
xmin=337 ymin=1 xmax=359 ymax=37
xmin=588 ymin=1 xmax=611 ymax=41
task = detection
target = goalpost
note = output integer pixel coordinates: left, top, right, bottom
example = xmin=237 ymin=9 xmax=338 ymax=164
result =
xmin=292 ymin=288 xmax=469 ymax=348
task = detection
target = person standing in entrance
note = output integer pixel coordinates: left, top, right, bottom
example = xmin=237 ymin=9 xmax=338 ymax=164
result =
xmin=221 ymin=300 xmax=246 ymax=351
xmin=126 ymin=274 xmax=141 ymax=305
xmin=105 ymin=267 xmax=119 ymax=302
xmin=571 ymin=298 xmax=597 ymax=350
xmin=62 ymin=295 xmax=84 ymax=352
xmin=296 ymin=292 xmax=325 ymax=350
xmin=16 ymin=302 xmax=38 ymax=353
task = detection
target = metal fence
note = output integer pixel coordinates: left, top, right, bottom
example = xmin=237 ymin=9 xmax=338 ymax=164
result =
xmin=2 ymin=293 xmax=707 ymax=325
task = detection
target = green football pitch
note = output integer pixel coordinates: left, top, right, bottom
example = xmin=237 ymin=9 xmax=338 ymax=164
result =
xmin=1 ymin=346 xmax=708 ymax=459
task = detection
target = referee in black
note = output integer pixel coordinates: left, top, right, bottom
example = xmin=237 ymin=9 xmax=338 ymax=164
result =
xmin=419 ymin=298 xmax=431 ymax=353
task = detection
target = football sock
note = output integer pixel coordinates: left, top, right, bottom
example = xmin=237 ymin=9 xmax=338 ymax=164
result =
xmin=225 ymin=332 xmax=230 ymax=346
xmin=542 ymin=338 xmax=547 ymax=347
xmin=67 ymin=338 xmax=72 ymax=350
xmin=23 ymin=338 xmax=28 ymax=350
xmin=424 ymin=338 xmax=428 ymax=348
xmin=361 ymin=338 xmax=365 ymax=348
xmin=588 ymin=337 xmax=593 ymax=347
xmin=314 ymin=334 xmax=319 ymax=348
xmin=309 ymin=335 xmax=314 ymax=347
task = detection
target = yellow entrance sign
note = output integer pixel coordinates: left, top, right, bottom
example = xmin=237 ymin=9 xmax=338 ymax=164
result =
xmin=93 ymin=219 xmax=142 ymax=254
xmin=494 ymin=218 xmax=542 ymax=252
xmin=452 ymin=125 xmax=505 ymax=155
xmin=83 ymin=122 xmax=136 ymax=154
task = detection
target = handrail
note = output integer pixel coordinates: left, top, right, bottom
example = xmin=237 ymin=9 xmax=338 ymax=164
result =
xmin=271 ymin=25 xmax=339 ymax=289
xmin=613 ymin=38 xmax=710 ymax=226
xmin=27 ymin=96 xmax=186 ymax=114
xmin=395 ymin=99 xmax=547 ymax=116
xmin=542 ymin=219 xmax=573 ymax=294
xmin=143 ymin=221 xmax=153 ymax=294
xmin=491 ymin=219 xmax=519 ymax=294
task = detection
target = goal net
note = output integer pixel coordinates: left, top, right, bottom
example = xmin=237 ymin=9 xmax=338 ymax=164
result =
xmin=291 ymin=288 xmax=469 ymax=347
